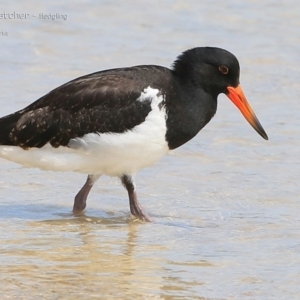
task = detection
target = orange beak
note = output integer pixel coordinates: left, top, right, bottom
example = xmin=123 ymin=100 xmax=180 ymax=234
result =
xmin=226 ymin=85 xmax=268 ymax=140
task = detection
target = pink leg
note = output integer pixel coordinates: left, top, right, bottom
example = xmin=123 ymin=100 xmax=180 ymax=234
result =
xmin=73 ymin=174 xmax=101 ymax=214
xmin=121 ymin=175 xmax=152 ymax=222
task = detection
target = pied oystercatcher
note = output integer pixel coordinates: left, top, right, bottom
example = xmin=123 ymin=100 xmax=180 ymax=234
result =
xmin=0 ymin=47 xmax=268 ymax=221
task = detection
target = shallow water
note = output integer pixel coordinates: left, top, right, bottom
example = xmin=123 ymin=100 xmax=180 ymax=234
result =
xmin=1 ymin=1 xmax=300 ymax=299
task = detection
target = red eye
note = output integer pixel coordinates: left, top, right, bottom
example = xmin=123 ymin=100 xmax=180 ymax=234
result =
xmin=219 ymin=65 xmax=229 ymax=75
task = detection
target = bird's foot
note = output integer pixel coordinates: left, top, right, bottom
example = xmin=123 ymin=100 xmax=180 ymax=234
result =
xmin=72 ymin=206 xmax=86 ymax=215
xmin=130 ymin=203 xmax=152 ymax=222
xmin=72 ymin=196 xmax=86 ymax=215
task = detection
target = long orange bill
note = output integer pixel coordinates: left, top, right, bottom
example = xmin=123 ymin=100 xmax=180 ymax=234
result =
xmin=226 ymin=85 xmax=268 ymax=140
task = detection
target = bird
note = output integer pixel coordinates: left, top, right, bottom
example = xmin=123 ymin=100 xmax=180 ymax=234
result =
xmin=0 ymin=47 xmax=268 ymax=221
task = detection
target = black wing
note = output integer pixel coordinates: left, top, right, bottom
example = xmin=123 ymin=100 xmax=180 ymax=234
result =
xmin=0 ymin=66 xmax=170 ymax=149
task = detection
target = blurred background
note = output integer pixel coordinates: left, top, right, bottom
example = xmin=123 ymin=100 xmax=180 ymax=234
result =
xmin=0 ymin=1 xmax=299 ymax=299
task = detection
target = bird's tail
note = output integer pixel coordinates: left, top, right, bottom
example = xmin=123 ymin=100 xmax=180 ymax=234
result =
xmin=0 ymin=112 xmax=21 ymax=145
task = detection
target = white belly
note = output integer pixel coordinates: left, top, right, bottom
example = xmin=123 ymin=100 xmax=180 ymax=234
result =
xmin=0 ymin=87 xmax=169 ymax=176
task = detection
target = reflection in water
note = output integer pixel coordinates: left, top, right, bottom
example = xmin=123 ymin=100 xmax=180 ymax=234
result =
xmin=0 ymin=215 xmax=214 ymax=299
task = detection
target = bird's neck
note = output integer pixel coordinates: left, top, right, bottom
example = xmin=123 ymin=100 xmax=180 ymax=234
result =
xmin=165 ymin=85 xmax=217 ymax=150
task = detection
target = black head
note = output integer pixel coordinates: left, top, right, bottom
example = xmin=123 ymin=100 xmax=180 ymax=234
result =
xmin=172 ymin=47 xmax=268 ymax=140
xmin=172 ymin=47 xmax=240 ymax=96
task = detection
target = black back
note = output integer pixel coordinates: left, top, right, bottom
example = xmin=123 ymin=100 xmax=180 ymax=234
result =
xmin=0 ymin=66 xmax=173 ymax=149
